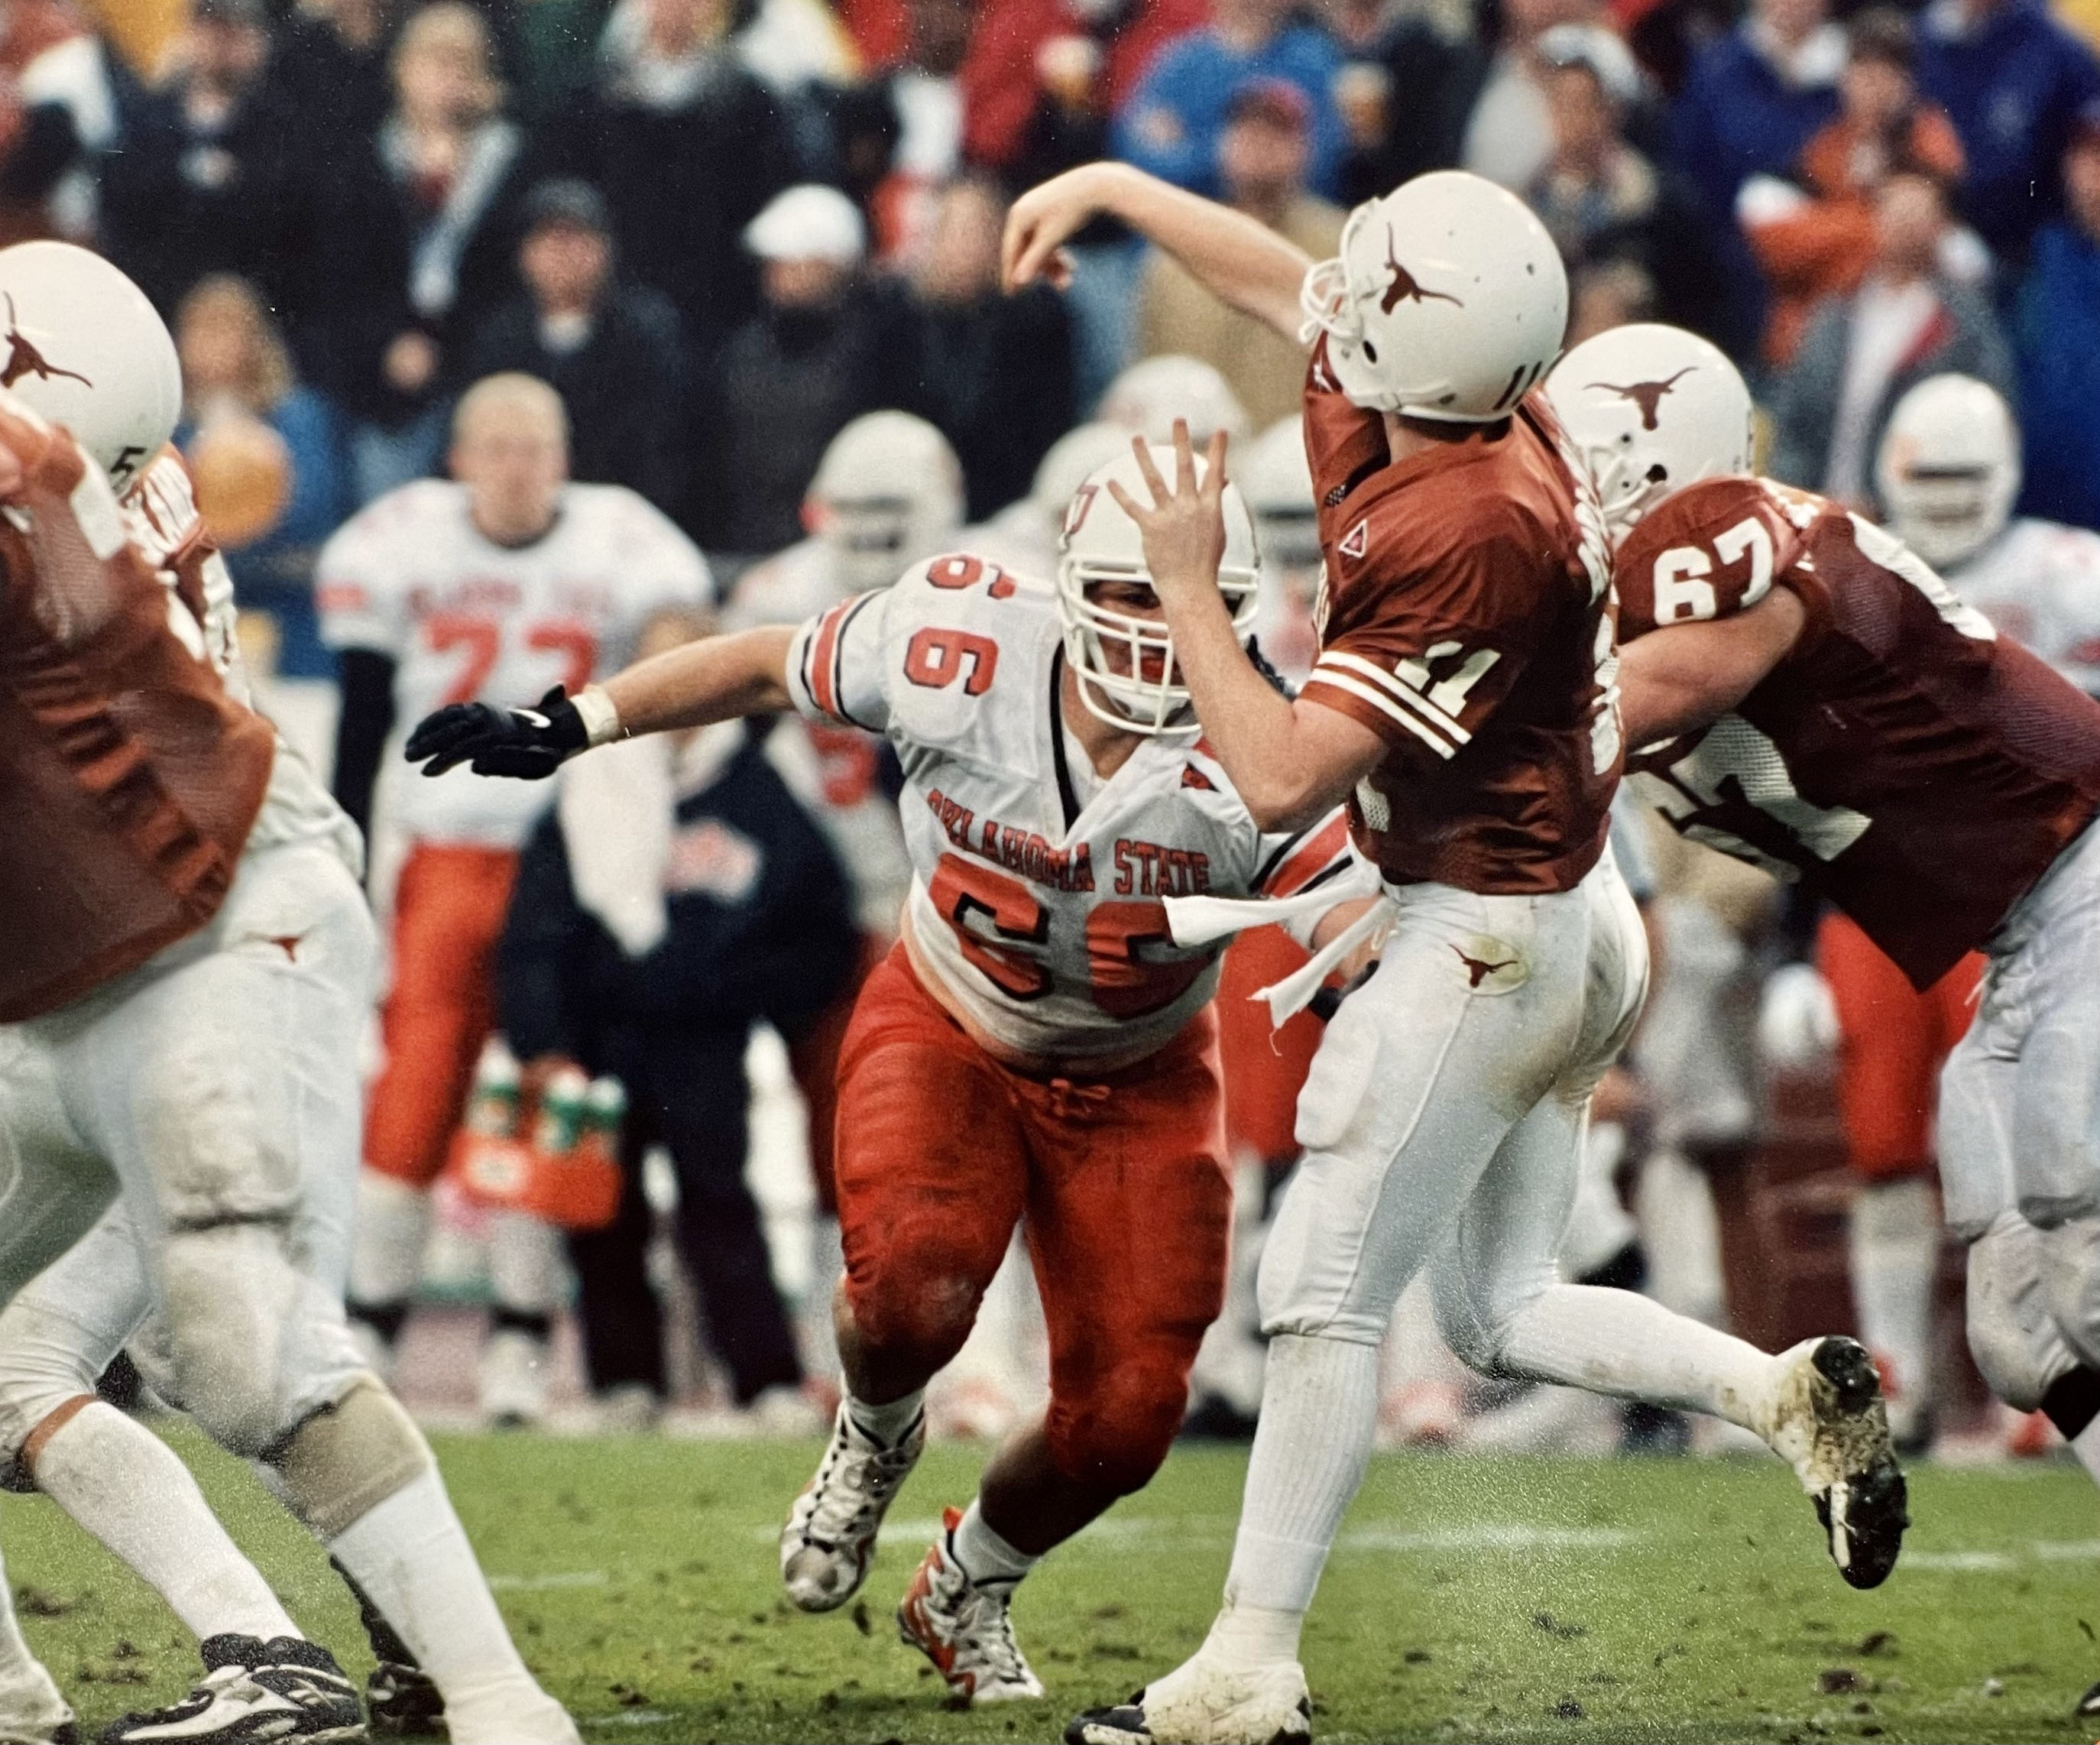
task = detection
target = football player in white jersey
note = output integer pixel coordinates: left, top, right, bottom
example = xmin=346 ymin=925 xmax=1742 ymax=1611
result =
xmin=0 ymin=245 xmax=576 ymax=1743
xmin=317 ymin=374 xmax=710 ymax=1426
xmin=1878 ymin=374 xmax=2100 ymax=697
xmin=404 ymin=439 xmax=1372 ymax=1709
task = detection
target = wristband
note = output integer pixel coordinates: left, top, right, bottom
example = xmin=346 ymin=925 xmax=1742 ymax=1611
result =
xmin=572 ymin=685 xmax=624 ymax=748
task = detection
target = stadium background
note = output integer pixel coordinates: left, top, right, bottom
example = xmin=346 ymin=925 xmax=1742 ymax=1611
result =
xmin=5 ymin=0 xmax=2099 ymax=1737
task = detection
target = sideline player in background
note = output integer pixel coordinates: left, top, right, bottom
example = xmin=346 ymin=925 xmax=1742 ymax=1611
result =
xmin=1550 ymin=325 xmax=2100 ymax=1715
xmin=319 ymin=375 xmax=709 ymax=1425
xmin=401 ymin=443 xmax=1368 ymax=1709
xmin=1004 ymin=166 xmax=1905 ymax=1745
xmin=0 ymin=245 xmax=575 ymax=1742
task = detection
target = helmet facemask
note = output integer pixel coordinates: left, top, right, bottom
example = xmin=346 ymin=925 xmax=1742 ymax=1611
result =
xmin=816 ymin=495 xmax=922 ymax=592
xmin=1055 ymin=560 xmax=1261 ymax=735
xmin=1884 ymin=465 xmax=2002 ymax=568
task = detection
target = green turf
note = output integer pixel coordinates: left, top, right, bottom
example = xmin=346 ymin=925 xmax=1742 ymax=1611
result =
xmin=1 ymin=1426 xmax=2091 ymax=1743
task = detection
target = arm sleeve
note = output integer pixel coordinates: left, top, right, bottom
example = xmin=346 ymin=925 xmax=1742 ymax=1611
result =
xmin=783 ymin=587 xmax=893 ymax=733
xmin=332 ymin=648 xmax=397 ymax=846
xmin=1297 ymin=515 xmax=1541 ymax=772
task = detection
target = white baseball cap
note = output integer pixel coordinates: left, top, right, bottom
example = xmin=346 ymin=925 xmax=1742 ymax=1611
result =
xmin=743 ymin=184 xmax=867 ymax=267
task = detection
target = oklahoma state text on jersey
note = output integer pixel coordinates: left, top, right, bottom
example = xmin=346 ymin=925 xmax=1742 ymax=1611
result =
xmin=786 ymin=552 xmax=1353 ymax=1070
xmin=1297 ymin=346 xmax=1620 ymax=894
xmin=1617 ymin=476 xmax=2100 ymax=988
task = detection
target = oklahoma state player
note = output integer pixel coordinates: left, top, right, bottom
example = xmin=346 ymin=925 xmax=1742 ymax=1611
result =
xmin=1005 ymin=168 xmax=1903 ymax=1745
xmin=403 ymin=439 xmax=1366 ymax=1708
xmin=317 ymin=373 xmax=709 ymax=1425
xmin=0 ymin=243 xmax=575 ymax=1743
xmin=1551 ymin=323 xmax=2100 ymax=1719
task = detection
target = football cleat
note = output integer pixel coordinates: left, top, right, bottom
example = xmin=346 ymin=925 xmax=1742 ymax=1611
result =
xmin=364 ymin=1662 xmax=442 ymax=1738
xmin=896 ymin=1509 xmax=1044 ymax=1705
xmin=1066 ymin=1653 xmax=1311 ymax=1745
xmin=780 ymin=1400 xmax=924 ymax=1612
xmin=99 ymin=1636 xmax=361 ymax=1743
xmin=1764 ymin=1336 xmax=1908 ymax=1589
xmin=2079 ymin=1679 xmax=2100 ymax=1719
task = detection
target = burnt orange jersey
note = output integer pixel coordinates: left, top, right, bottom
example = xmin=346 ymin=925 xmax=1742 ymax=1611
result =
xmin=1296 ymin=347 xmax=1620 ymax=894
xmin=1618 ymin=476 xmax=2100 ymax=988
xmin=0 ymin=411 xmax=274 ymax=1021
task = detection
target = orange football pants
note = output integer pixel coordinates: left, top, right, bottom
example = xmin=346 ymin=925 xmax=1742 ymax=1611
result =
xmin=1817 ymin=910 xmax=1984 ymax=1180
xmin=1214 ymin=926 xmax=1323 ymax=1168
xmin=833 ymin=947 xmax=1232 ymax=1493
xmin=365 ymin=842 xmax=520 ymax=1187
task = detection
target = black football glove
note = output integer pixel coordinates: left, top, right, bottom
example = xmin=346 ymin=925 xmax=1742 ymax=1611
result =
xmin=403 ymin=686 xmax=588 ymax=780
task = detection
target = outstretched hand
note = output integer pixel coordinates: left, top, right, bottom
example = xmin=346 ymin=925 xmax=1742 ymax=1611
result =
xmin=1103 ymin=420 xmax=1231 ymax=608
xmin=403 ymin=685 xmax=588 ymax=780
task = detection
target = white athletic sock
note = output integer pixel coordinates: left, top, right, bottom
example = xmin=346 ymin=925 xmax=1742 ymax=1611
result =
xmin=1219 ymin=1334 xmax=1379 ymax=1636
xmin=845 ymin=1387 xmax=924 ymax=1446
xmin=349 ymin=1171 xmax=433 ymax=1309
xmin=950 ymin=1498 xmax=1037 ymax=1586
xmin=34 ymin=1403 xmax=300 ymax=1644
xmin=1849 ymin=1178 xmax=1939 ymax=1417
xmin=329 ymin=1469 xmax=575 ymax=1745
xmin=487 ymin=1211 xmax=563 ymax=1318
xmin=1494 ymin=1283 xmax=1782 ymax=1431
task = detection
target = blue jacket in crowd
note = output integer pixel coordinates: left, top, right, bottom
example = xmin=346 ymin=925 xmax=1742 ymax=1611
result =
xmin=2016 ymin=219 xmax=2100 ymax=528
xmin=1112 ymin=24 xmax=1349 ymax=199
xmin=1918 ymin=0 xmax=2100 ymax=264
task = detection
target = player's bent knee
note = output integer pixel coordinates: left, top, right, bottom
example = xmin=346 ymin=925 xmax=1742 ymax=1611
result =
xmin=2039 ymin=1217 xmax=2100 ymax=1369
xmin=0 ymin=1308 xmax=108 ymax=1471
xmin=1966 ymin=1226 xmax=2072 ymax=1412
xmin=1047 ymin=1365 xmax=1188 ymax=1496
xmin=847 ymin=1244 xmax=992 ymax=1369
xmin=156 ymin=1223 xmax=305 ymax=1455
xmin=269 ymin=1374 xmax=434 ymax=1539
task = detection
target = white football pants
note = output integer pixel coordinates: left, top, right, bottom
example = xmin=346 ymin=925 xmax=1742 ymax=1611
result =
xmin=1938 ymin=819 xmax=2100 ymax=1409
xmin=0 ymin=839 xmax=374 ymax=1458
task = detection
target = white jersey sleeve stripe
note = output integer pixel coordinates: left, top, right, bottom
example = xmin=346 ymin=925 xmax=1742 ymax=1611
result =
xmin=1304 ymin=669 xmax=1457 ymax=758
xmin=1260 ymin=810 xmax=1353 ymax=898
xmin=1317 ymin=650 xmax=1473 ymax=743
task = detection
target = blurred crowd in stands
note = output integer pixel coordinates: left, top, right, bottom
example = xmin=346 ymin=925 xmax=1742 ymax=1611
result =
xmin=28 ymin=0 xmax=2100 ymax=1444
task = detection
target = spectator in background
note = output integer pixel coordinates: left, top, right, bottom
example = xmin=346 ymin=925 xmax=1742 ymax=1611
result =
xmin=0 ymin=0 xmax=115 ymax=247
xmin=1918 ymin=0 xmax=2100 ymax=268
xmin=299 ymin=2 xmax=530 ymax=504
xmin=468 ymin=177 xmax=689 ymax=513
xmin=549 ymin=0 xmax=801 ymax=368
xmin=598 ymin=0 xmax=857 ymax=101
xmin=1139 ymin=79 xmax=1343 ymax=429
xmin=269 ymin=0 xmax=397 ymax=153
xmin=1523 ymin=24 xmax=1719 ymax=338
xmin=909 ymin=176 xmax=1073 ymax=520
xmin=498 ymin=628 xmax=857 ymax=1430
xmin=695 ymin=183 xmax=920 ymax=563
xmin=854 ymin=0 xmax=974 ymax=261
xmin=1567 ymin=255 xmax=1660 ymax=344
xmin=1672 ymin=0 xmax=1844 ymax=356
xmin=2015 ymin=103 xmax=2100 ymax=530
xmin=1741 ymin=8 xmax=1966 ymax=369
xmin=1770 ymin=172 xmax=2014 ymax=508
xmin=963 ymin=0 xmax=1206 ymax=187
xmin=1327 ymin=0 xmax=1487 ymax=206
xmin=966 ymin=0 xmax=1206 ymax=408
xmin=1113 ymin=0 xmax=1349 ymax=200
xmin=1458 ymin=0 xmax=1599 ymax=191
xmin=175 ymin=272 xmax=347 ymax=772
xmin=101 ymin=0 xmax=300 ymax=316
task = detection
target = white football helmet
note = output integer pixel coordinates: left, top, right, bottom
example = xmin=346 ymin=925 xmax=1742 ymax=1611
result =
xmin=806 ymin=410 xmax=965 ymax=592
xmin=1030 ymin=420 xmax=1130 ymax=536
xmin=0 ymin=242 xmax=180 ymax=493
xmin=1545 ymin=323 xmax=1753 ymax=540
xmin=1056 ymin=440 xmax=1260 ymax=734
xmin=1875 ymin=374 xmax=2021 ymax=569
xmin=1301 ymin=170 xmax=1567 ymax=421
xmin=1240 ymin=415 xmax=1319 ymax=572
xmin=1099 ymin=355 xmax=1251 ymax=446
